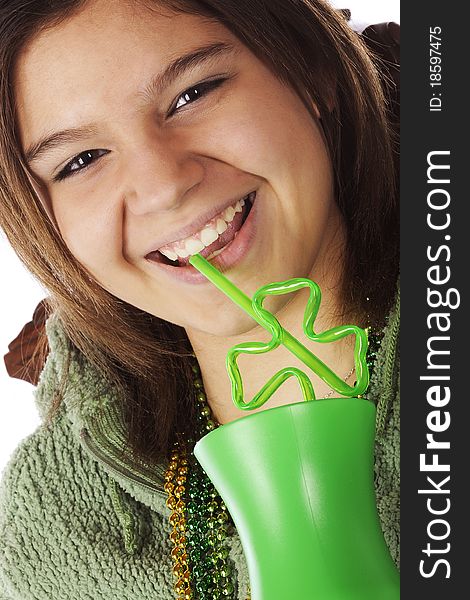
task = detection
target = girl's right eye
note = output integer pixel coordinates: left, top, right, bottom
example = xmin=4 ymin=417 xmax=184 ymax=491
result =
xmin=54 ymin=148 xmax=110 ymax=182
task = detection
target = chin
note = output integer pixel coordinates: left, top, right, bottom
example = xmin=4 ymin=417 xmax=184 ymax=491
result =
xmin=185 ymin=308 xmax=262 ymax=339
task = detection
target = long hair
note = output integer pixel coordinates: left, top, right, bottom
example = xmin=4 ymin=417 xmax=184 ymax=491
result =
xmin=0 ymin=0 xmax=399 ymax=462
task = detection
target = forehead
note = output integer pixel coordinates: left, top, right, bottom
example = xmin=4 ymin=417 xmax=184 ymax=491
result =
xmin=16 ymin=0 xmax=220 ymax=73
xmin=14 ymin=0 xmax=231 ymax=148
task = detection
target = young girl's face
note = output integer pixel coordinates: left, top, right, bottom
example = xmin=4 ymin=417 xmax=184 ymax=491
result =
xmin=15 ymin=0 xmax=343 ymax=336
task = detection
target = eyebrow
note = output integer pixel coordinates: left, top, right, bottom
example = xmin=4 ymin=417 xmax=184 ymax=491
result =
xmin=24 ymin=41 xmax=236 ymax=165
xmin=140 ymin=41 xmax=236 ymax=102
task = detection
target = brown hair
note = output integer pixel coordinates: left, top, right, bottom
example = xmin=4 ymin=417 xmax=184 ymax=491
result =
xmin=0 ymin=0 xmax=399 ymax=462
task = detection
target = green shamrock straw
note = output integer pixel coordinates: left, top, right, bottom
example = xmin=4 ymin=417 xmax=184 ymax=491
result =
xmin=189 ymin=253 xmax=369 ymax=410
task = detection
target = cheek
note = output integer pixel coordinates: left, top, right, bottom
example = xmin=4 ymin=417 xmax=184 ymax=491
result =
xmin=53 ymin=191 xmax=123 ymax=276
xmin=195 ymin=87 xmax=328 ymax=190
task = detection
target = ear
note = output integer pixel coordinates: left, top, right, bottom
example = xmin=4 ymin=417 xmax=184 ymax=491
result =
xmin=311 ymin=102 xmax=321 ymax=120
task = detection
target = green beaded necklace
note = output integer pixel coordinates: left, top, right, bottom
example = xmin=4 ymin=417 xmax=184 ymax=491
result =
xmin=166 ymin=364 xmax=238 ymax=600
xmin=166 ymin=327 xmax=383 ymax=599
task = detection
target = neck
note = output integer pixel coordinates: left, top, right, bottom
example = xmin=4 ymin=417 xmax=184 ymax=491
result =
xmin=186 ymin=237 xmax=358 ymax=425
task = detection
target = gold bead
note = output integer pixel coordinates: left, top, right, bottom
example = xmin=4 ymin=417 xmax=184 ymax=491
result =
xmin=164 ymin=470 xmax=175 ymax=482
xmin=182 ymin=569 xmax=191 ymax=583
xmin=164 ymin=481 xmax=175 ymax=494
xmin=166 ymin=496 xmax=177 ymax=510
xmin=171 ymin=547 xmax=183 ymax=560
xmin=174 ymin=485 xmax=186 ymax=498
xmin=169 ymin=530 xmax=179 ymax=544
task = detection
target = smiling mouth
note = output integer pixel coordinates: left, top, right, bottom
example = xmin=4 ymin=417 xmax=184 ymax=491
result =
xmin=146 ymin=192 xmax=255 ymax=267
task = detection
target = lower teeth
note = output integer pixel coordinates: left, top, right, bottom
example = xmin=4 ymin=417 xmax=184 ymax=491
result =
xmin=207 ymin=246 xmax=227 ymax=260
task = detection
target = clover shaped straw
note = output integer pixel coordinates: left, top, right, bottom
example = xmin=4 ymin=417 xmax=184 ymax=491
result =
xmin=189 ymin=254 xmax=369 ymax=411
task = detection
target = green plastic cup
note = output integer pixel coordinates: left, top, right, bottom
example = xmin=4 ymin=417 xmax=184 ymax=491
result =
xmin=194 ymin=397 xmax=399 ymax=599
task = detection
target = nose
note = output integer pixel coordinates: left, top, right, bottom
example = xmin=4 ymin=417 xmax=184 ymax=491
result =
xmin=123 ymin=134 xmax=204 ymax=215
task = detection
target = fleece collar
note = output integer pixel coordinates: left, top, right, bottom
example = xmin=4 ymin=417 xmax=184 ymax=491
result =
xmin=35 ymin=316 xmax=170 ymax=516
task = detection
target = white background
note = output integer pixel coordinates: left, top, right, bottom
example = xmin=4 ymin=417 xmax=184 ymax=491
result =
xmin=0 ymin=0 xmax=399 ymax=474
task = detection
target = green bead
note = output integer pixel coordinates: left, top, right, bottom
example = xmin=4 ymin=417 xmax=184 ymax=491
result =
xmin=220 ymin=565 xmax=231 ymax=578
xmin=202 ymin=477 xmax=213 ymax=489
xmin=195 ymin=583 xmax=209 ymax=595
xmin=192 ymin=565 xmax=207 ymax=581
xmin=217 ymin=512 xmax=229 ymax=525
xmin=198 ymin=521 xmax=209 ymax=535
xmin=211 ymin=571 xmax=221 ymax=584
xmin=189 ymin=547 xmax=202 ymax=562
xmin=197 ymin=489 xmax=210 ymax=503
xmin=186 ymin=501 xmax=197 ymax=515
xmin=198 ymin=537 xmax=211 ymax=552
xmin=206 ymin=419 xmax=216 ymax=431
xmin=216 ymin=528 xmax=227 ymax=542
xmin=200 ymin=405 xmax=211 ymax=418
xmin=217 ymin=546 xmax=229 ymax=560
xmin=187 ymin=488 xmax=200 ymax=500
xmin=186 ymin=520 xmax=199 ymax=534
xmin=221 ymin=580 xmax=234 ymax=595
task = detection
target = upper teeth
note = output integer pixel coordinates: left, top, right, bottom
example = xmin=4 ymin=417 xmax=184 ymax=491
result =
xmin=159 ymin=195 xmax=248 ymax=261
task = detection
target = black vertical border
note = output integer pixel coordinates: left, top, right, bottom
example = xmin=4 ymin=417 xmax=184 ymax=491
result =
xmin=401 ymin=2 xmax=467 ymax=598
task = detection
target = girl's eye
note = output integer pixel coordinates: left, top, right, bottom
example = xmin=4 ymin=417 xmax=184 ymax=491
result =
xmin=55 ymin=148 xmax=110 ymax=182
xmin=171 ymin=77 xmax=227 ymax=114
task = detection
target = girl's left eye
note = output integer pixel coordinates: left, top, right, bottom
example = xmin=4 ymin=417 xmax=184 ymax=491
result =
xmin=170 ymin=77 xmax=228 ymax=115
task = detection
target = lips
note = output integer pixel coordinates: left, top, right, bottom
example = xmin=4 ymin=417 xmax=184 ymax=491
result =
xmin=146 ymin=192 xmax=255 ymax=267
xmin=145 ymin=190 xmax=258 ymax=284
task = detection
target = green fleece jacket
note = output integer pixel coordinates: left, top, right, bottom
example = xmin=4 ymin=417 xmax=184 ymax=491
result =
xmin=0 ymin=293 xmax=400 ymax=599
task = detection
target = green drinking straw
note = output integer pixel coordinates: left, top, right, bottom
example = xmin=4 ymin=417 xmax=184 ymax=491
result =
xmin=189 ymin=253 xmax=369 ymax=410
